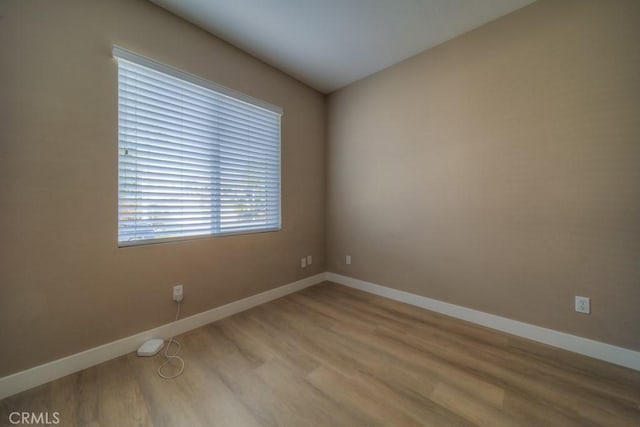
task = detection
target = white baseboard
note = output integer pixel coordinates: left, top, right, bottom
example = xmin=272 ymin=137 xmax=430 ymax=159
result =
xmin=3 ymin=271 xmax=638 ymax=400
xmin=0 ymin=273 xmax=325 ymax=400
xmin=325 ymin=272 xmax=640 ymax=372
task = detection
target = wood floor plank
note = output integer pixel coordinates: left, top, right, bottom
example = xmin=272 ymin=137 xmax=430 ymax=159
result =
xmin=307 ymin=364 xmax=466 ymax=427
xmin=2 ymin=281 xmax=639 ymax=426
xmin=429 ymin=381 xmax=517 ymax=427
xmin=373 ymin=323 xmax=640 ymax=426
xmin=306 ymin=364 xmax=424 ymax=426
xmin=283 ymin=293 xmax=507 ymax=409
xmin=254 ymin=357 xmax=367 ymax=426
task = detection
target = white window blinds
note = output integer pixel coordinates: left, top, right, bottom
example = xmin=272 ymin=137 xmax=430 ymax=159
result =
xmin=114 ymin=46 xmax=282 ymax=246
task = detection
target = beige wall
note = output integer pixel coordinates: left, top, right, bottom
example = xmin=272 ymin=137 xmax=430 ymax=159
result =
xmin=0 ymin=0 xmax=325 ymax=376
xmin=327 ymin=0 xmax=640 ymax=351
xmin=2 ymin=0 xmax=639 ymax=379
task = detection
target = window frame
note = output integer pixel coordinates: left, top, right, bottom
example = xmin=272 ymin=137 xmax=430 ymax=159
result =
xmin=114 ymin=46 xmax=283 ymax=247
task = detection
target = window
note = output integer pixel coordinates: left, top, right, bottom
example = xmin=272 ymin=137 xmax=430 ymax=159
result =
xmin=114 ymin=46 xmax=282 ymax=246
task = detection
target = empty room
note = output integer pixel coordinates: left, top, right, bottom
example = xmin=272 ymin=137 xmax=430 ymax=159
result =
xmin=1 ymin=0 xmax=639 ymax=425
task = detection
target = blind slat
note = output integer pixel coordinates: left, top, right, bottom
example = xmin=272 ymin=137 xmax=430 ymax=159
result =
xmin=116 ymin=48 xmax=281 ymax=245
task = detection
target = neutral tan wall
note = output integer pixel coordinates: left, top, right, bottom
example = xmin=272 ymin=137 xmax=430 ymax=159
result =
xmin=327 ymin=0 xmax=640 ymax=351
xmin=0 ymin=0 xmax=325 ymax=376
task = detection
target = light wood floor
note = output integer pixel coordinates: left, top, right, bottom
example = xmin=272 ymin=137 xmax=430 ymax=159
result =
xmin=2 ymin=282 xmax=639 ymax=426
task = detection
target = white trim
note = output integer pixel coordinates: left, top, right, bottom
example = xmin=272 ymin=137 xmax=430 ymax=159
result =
xmin=325 ymin=272 xmax=640 ymax=372
xmin=3 ymin=271 xmax=638 ymax=400
xmin=112 ymin=45 xmax=283 ymax=116
xmin=0 ymin=273 xmax=324 ymax=400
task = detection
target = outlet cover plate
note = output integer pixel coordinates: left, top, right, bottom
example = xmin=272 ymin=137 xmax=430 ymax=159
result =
xmin=173 ymin=285 xmax=183 ymax=302
xmin=575 ymin=296 xmax=590 ymax=314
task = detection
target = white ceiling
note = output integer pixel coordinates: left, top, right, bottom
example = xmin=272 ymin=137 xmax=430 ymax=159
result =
xmin=150 ymin=0 xmax=535 ymax=93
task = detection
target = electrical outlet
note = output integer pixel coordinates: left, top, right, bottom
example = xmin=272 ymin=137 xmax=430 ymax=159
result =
xmin=307 ymin=255 xmax=312 ymax=265
xmin=173 ymin=284 xmax=183 ymax=302
xmin=575 ymin=296 xmax=590 ymax=314
xmin=346 ymin=255 xmax=351 ymax=265
xmin=301 ymin=257 xmax=307 ymax=268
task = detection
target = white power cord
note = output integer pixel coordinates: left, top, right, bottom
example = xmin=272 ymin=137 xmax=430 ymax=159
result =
xmin=157 ymin=300 xmax=185 ymax=379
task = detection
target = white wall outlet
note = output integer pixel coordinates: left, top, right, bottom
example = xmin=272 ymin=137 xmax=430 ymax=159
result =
xmin=301 ymin=257 xmax=307 ymax=268
xmin=575 ymin=296 xmax=590 ymax=314
xmin=307 ymin=255 xmax=312 ymax=265
xmin=173 ymin=284 xmax=183 ymax=302
xmin=346 ymin=255 xmax=351 ymax=265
